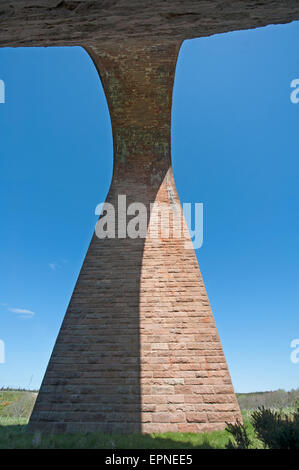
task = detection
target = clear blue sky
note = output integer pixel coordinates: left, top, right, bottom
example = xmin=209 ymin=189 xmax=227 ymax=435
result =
xmin=0 ymin=22 xmax=298 ymax=392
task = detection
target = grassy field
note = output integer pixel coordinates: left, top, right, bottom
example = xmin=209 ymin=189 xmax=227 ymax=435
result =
xmin=0 ymin=389 xmax=297 ymax=449
xmin=0 ymin=412 xmax=264 ymax=449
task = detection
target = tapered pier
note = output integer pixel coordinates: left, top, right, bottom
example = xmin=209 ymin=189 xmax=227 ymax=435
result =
xmin=28 ymin=41 xmax=241 ymax=433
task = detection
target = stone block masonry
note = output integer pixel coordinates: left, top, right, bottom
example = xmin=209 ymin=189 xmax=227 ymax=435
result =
xmin=28 ymin=41 xmax=242 ymax=433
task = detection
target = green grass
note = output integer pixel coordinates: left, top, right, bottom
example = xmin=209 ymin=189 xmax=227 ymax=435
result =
xmin=0 ymin=411 xmax=264 ymax=449
xmin=0 ymin=390 xmax=25 ymax=408
xmin=0 ymin=390 xmax=295 ymax=449
xmin=0 ymin=389 xmax=36 ymax=421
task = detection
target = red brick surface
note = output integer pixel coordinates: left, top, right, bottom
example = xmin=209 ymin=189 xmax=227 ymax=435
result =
xmin=28 ymin=41 xmax=242 ymax=433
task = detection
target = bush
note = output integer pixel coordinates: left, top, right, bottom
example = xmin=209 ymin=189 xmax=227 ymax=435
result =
xmin=225 ymin=419 xmax=251 ymax=449
xmin=251 ymin=406 xmax=299 ymax=449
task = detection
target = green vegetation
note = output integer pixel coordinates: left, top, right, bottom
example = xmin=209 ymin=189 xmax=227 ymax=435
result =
xmin=226 ymin=407 xmax=299 ymax=449
xmin=236 ymin=388 xmax=299 ymax=410
xmin=0 ymin=389 xmax=36 ymax=420
xmin=0 ymin=388 xmax=298 ymax=449
xmin=0 ymin=411 xmax=262 ymax=450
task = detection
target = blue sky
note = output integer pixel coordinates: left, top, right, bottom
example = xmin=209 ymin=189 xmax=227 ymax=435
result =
xmin=0 ymin=22 xmax=298 ymax=392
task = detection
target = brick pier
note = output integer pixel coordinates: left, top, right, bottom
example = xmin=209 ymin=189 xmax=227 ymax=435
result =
xmin=28 ymin=41 xmax=242 ymax=433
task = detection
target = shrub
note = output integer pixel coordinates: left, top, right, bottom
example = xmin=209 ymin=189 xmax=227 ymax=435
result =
xmin=225 ymin=419 xmax=251 ymax=449
xmin=251 ymin=406 xmax=299 ymax=449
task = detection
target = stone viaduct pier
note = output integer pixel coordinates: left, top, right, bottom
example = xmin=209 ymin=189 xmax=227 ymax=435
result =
xmin=1 ymin=0 xmax=298 ymax=433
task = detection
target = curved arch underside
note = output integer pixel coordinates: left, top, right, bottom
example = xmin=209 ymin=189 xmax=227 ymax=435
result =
xmin=0 ymin=0 xmax=299 ymax=48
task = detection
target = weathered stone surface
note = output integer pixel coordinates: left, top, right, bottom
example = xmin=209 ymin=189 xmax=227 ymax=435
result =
xmin=28 ymin=41 xmax=242 ymax=433
xmin=14 ymin=0 xmax=298 ymax=435
xmin=0 ymin=1 xmax=299 ymax=48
